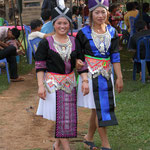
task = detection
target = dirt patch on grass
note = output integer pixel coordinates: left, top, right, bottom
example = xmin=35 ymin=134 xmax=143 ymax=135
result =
xmin=0 ymin=69 xmax=90 ymax=150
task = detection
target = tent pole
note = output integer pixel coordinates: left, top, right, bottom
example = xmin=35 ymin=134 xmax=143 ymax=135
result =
xmin=70 ymin=0 xmax=73 ymax=36
xmin=17 ymin=0 xmax=27 ymax=51
xmin=11 ymin=0 xmax=17 ymax=27
xmin=141 ymin=0 xmax=143 ymax=19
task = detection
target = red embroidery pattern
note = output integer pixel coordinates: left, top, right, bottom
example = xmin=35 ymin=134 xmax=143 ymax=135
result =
xmin=46 ymin=72 xmax=76 ymax=93
xmin=85 ymin=55 xmax=112 ymax=80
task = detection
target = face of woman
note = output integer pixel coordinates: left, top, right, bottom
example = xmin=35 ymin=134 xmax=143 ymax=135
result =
xmin=54 ymin=17 xmax=70 ymax=35
xmin=92 ymin=7 xmax=107 ymax=25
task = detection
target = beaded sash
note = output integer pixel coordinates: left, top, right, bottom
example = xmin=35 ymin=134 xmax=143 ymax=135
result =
xmin=44 ymin=72 xmax=76 ymax=93
xmin=85 ymin=55 xmax=112 ymax=80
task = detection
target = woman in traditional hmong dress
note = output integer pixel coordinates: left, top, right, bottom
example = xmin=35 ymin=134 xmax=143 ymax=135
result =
xmin=76 ymin=0 xmax=123 ymax=150
xmin=35 ymin=7 xmax=89 ymax=150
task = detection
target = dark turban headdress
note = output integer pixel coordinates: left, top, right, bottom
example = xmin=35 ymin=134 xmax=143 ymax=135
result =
xmin=88 ymin=0 xmax=109 ymax=11
xmin=51 ymin=7 xmax=72 ymax=23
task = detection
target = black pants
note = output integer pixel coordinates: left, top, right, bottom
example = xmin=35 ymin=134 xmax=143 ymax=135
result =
xmin=0 ymin=46 xmax=18 ymax=79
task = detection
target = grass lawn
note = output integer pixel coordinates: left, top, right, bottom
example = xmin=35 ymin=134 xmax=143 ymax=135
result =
xmin=0 ymin=55 xmax=34 ymax=93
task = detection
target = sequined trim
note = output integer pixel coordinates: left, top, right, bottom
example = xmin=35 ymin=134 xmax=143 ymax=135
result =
xmin=53 ymin=35 xmax=72 ymax=61
xmin=85 ymin=55 xmax=112 ymax=80
xmin=91 ymin=29 xmax=111 ymax=55
xmin=35 ymin=61 xmax=46 ymax=69
xmin=44 ymin=72 xmax=76 ymax=94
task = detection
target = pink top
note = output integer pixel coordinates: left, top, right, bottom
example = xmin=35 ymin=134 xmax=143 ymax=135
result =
xmin=0 ymin=26 xmax=24 ymax=30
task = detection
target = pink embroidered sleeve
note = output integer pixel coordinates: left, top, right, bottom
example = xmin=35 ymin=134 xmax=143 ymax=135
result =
xmin=35 ymin=61 xmax=46 ymax=69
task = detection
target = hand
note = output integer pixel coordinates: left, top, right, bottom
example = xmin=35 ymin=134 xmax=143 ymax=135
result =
xmin=0 ymin=41 xmax=9 ymax=48
xmin=115 ymin=78 xmax=123 ymax=93
xmin=82 ymin=81 xmax=89 ymax=96
xmin=17 ymin=49 xmax=25 ymax=55
xmin=6 ymin=41 xmax=11 ymax=45
xmin=0 ymin=46 xmax=3 ymax=50
xmin=38 ymin=84 xmax=46 ymax=100
xmin=76 ymin=59 xmax=84 ymax=70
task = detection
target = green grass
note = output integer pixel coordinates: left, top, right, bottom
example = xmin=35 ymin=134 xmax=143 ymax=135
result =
xmin=18 ymin=56 xmax=35 ymax=75
xmin=0 ymin=74 xmax=9 ymax=93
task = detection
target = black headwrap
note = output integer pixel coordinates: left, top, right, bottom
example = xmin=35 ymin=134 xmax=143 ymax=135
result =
xmin=51 ymin=7 xmax=72 ymax=24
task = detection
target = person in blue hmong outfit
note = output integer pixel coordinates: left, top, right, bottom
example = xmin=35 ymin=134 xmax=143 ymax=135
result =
xmin=75 ymin=0 xmax=123 ymax=150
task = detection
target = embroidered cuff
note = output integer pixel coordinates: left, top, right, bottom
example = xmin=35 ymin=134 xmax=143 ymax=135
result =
xmin=35 ymin=61 xmax=46 ymax=69
xmin=111 ymin=52 xmax=120 ymax=63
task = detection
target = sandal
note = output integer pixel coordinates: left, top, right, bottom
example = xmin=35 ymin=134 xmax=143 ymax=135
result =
xmin=83 ymin=140 xmax=98 ymax=150
xmin=11 ymin=77 xmax=24 ymax=82
xmin=101 ymin=147 xmax=112 ymax=150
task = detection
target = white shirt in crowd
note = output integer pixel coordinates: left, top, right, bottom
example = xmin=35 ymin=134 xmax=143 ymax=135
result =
xmin=28 ymin=31 xmax=45 ymax=40
xmin=0 ymin=27 xmax=9 ymax=41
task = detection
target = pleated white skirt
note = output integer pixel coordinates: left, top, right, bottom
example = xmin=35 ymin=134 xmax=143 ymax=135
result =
xmin=77 ymin=76 xmax=96 ymax=109
xmin=77 ymin=74 xmax=116 ymax=109
xmin=36 ymin=87 xmax=56 ymax=121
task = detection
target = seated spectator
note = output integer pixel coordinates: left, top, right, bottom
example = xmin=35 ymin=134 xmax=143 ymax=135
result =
xmin=41 ymin=9 xmax=54 ymax=34
xmin=0 ymin=27 xmax=24 ymax=82
xmin=124 ymin=2 xmax=138 ymax=33
xmin=28 ymin=19 xmax=52 ymax=41
xmin=130 ymin=20 xmax=150 ymax=80
xmin=6 ymin=29 xmax=25 ymax=56
xmin=134 ymin=3 xmax=150 ymax=29
xmin=109 ymin=4 xmax=123 ymax=32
